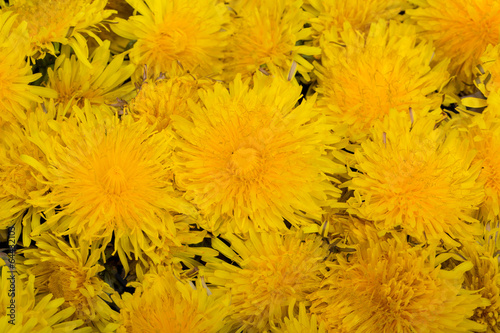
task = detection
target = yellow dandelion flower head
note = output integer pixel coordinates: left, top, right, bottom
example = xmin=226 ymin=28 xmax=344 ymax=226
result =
xmin=173 ymin=73 xmax=344 ymax=234
xmin=458 ymin=229 xmax=500 ymax=330
xmin=466 ymin=112 xmax=500 ymax=221
xmin=346 ymin=110 xmax=485 ymax=245
xmin=0 ymin=120 xmax=49 ymax=237
xmin=303 ymin=0 xmax=408 ymax=45
xmin=315 ymin=20 xmax=450 ymax=142
xmin=5 ymin=0 xmax=114 ymax=63
xmin=113 ymin=269 xmax=229 ymax=333
xmin=0 ymin=11 xmax=57 ymax=123
xmin=309 ymin=237 xmax=489 ymax=332
xmin=224 ymin=0 xmax=320 ymax=81
xmin=46 ymin=42 xmax=135 ymax=110
xmin=207 ymin=230 xmax=330 ymax=332
xmin=129 ymin=74 xmax=214 ymax=131
xmin=407 ymin=0 xmax=500 ymax=88
xmin=0 ymin=267 xmax=88 ymax=331
xmin=24 ymin=102 xmax=196 ymax=273
xmin=112 ymin=0 xmax=230 ymax=79
xmin=20 ymin=233 xmax=115 ymax=328
xmin=278 ymin=301 xmax=327 ymax=333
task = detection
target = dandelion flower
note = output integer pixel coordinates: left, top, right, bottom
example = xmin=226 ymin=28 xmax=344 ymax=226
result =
xmin=45 ymin=41 xmax=135 ymax=110
xmin=303 ymin=0 xmax=408 ymax=45
xmin=0 ymin=11 xmax=57 ymax=123
xmin=223 ymin=0 xmax=320 ymax=81
xmin=112 ymin=0 xmax=230 ymax=79
xmin=21 ymin=233 xmax=116 ymax=331
xmin=23 ymin=103 xmax=196 ymax=273
xmin=173 ymin=74 xmax=344 ymax=234
xmin=4 ymin=0 xmax=114 ymax=64
xmin=128 ymin=74 xmax=214 ymax=132
xmin=315 ymin=20 xmax=450 ymax=141
xmin=207 ymin=230 xmax=330 ymax=332
xmin=465 ymin=112 xmax=500 ymax=222
xmin=309 ymin=236 xmax=489 ymax=332
xmin=112 ymin=268 xmax=229 ymax=333
xmin=407 ymin=0 xmax=500 ymax=88
xmin=346 ymin=110 xmax=484 ymax=245
xmin=0 ymin=118 xmax=49 ymax=245
xmin=0 ymin=266 xmax=89 ymax=332
xmin=457 ymin=228 xmax=500 ymax=331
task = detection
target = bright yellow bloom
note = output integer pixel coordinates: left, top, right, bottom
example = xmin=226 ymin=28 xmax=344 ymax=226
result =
xmin=207 ymin=230 xmax=330 ymax=332
xmin=23 ymin=103 xmax=196 ymax=273
xmin=0 ymin=119 xmax=48 ymax=245
xmin=0 ymin=266 xmax=90 ymax=332
xmin=315 ymin=20 xmax=450 ymax=142
xmin=21 ymin=234 xmax=116 ymax=331
xmin=407 ymin=0 xmax=500 ymax=89
xmin=4 ymin=0 xmax=113 ymax=64
xmin=464 ymin=111 xmax=500 ymax=222
xmin=0 ymin=11 xmax=57 ymax=123
xmin=303 ymin=0 xmax=408 ymax=45
xmin=173 ymin=74 xmax=345 ymax=234
xmin=309 ymin=235 xmax=489 ymax=332
xmin=457 ymin=228 xmax=500 ymax=332
xmin=46 ymin=41 xmax=135 ymax=110
xmin=128 ymin=74 xmax=214 ymax=132
xmin=113 ymin=268 xmax=229 ymax=333
xmin=346 ymin=110 xmax=484 ymax=245
xmin=223 ymin=0 xmax=320 ymax=81
xmin=112 ymin=0 xmax=230 ymax=79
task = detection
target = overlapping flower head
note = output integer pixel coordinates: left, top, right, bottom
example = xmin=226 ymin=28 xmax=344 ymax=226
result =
xmin=206 ymin=230 xmax=331 ymax=332
xmin=2 ymin=0 xmax=114 ymax=65
xmin=315 ymin=20 xmax=450 ymax=142
xmin=0 ymin=11 xmax=57 ymax=123
xmin=173 ymin=72 xmax=345 ymax=234
xmin=0 ymin=265 xmax=90 ymax=332
xmin=112 ymin=266 xmax=230 ymax=333
xmin=128 ymin=72 xmax=215 ymax=132
xmin=20 ymin=233 xmax=116 ymax=331
xmin=23 ymin=102 xmax=197 ymax=272
xmin=454 ymin=225 xmax=500 ymax=331
xmin=303 ymin=0 xmax=408 ymax=46
xmin=346 ymin=109 xmax=485 ymax=245
xmin=45 ymin=41 xmax=135 ymax=110
xmin=407 ymin=0 xmax=500 ymax=91
xmin=112 ymin=0 xmax=230 ymax=80
xmin=308 ymin=231 xmax=489 ymax=332
xmin=223 ymin=0 xmax=319 ymax=81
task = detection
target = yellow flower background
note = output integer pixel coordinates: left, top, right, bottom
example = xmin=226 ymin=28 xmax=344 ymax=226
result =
xmin=1 ymin=0 xmax=500 ymax=332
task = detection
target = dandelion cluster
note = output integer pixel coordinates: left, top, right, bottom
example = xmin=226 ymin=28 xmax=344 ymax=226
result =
xmin=2 ymin=0 xmax=500 ymax=332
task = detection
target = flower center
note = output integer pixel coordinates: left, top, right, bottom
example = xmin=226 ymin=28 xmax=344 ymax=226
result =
xmin=229 ymin=147 xmax=261 ymax=179
xmin=102 ymin=165 xmax=128 ymax=195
